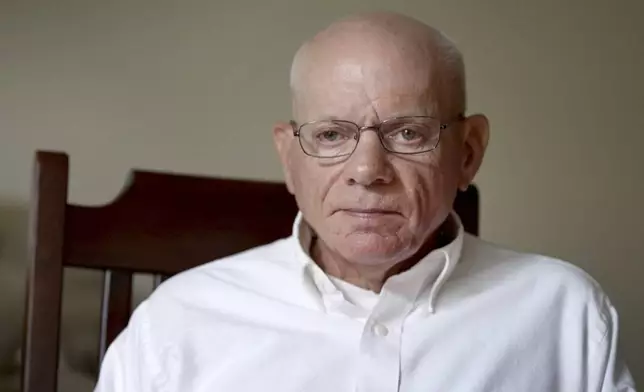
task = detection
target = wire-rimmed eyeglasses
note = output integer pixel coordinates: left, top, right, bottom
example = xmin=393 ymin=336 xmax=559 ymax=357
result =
xmin=290 ymin=115 xmax=464 ymax=158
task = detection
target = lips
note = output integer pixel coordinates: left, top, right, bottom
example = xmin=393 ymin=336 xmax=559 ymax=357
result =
xmin=339 ymin=208 xmax=401 ymax=216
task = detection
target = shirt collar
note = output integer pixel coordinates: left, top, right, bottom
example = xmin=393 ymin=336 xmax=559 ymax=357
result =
xmin=291 ymin=212 xmax=464 ymax=315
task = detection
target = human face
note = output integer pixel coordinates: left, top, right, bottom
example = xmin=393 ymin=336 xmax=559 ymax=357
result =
xmin=274 ymin=46 xmax=485 ymax=267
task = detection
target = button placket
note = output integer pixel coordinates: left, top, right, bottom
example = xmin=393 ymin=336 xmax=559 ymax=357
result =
xmin=356 ymin=289 xmax=411 ymax=392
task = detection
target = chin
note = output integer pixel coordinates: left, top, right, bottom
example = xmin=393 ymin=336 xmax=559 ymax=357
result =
xmin=337 ymin=234 xmax=411 ymax=266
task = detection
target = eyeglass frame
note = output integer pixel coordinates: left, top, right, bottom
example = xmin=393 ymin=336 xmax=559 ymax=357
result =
xmin=289 ymin=114 xmax=466 ymax=158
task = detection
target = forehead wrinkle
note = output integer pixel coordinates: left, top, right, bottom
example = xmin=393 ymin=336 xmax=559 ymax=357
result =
xmin=342 ymin=45 xmax=438 ymax=118
xmin=327 ymin=57 xmax=435 ymax=123
xmin=361 ymin=80 xmax=382 ymax=125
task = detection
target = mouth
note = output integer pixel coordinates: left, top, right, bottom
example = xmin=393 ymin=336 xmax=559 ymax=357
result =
xmin=339 ymin=208 xmax=401 ymax=217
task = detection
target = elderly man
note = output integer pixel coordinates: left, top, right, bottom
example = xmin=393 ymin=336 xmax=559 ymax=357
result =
xmin=95 ymin=12 xmax=635 ymax=392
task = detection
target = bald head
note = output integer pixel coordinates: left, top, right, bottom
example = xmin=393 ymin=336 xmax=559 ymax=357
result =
xmin=289 ymin=12 xmax=466 ymax=121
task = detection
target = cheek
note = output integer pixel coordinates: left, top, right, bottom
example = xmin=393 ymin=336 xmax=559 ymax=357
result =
xmin=290 ymin=158 xmax=341 ymax=217
xmin=400 ymin=155 xmax=458 ymax=230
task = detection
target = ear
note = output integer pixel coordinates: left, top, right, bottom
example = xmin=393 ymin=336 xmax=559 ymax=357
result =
xmin=458 ymin=114 xmax=490 ymax=191
xmin=273 ymin=121 xmax=296 ymax=194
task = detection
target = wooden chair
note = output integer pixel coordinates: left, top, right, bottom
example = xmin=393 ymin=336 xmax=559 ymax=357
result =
xmin=21 ymin=150 xmax=480 ymax=392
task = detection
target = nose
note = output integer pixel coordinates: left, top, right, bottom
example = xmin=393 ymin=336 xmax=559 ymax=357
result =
xmin=343 ymin=130 xmax=394 ymax=187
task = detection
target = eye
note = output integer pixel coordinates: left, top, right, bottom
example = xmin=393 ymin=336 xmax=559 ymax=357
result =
xmin=388 ymin=126 xmax=425 ymax=143
xmin=311 ymin=125 xmax=353 ymax=145
xmin=318 ymin=130 xmax=342 ymax=142
xmin=399 ymin=128 xmax=421 ymax=141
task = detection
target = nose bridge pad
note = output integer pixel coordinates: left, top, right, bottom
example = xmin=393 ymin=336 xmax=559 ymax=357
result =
xmin=355 ymin=125 xmax=382 ymax=144
xmin=349 ymin=127 xmax=390 ymax=170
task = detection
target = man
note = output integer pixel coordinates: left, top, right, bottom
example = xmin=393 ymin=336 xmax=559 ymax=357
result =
xmin=95 ymin=12 xmax=635 ymax=392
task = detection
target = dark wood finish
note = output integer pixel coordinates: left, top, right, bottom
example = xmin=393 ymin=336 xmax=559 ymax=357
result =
xmin=22 ymin=150 xmax=480 ymax=392
xmin=98 ymin=270 xmax=132 ymax=364
xmin=22 ymin=152 xmax=68 ymax=392
xmin=454 ymin=185 xmax=479 ymax=236
xmin=63 ymin=170 xmax=298 ymax=274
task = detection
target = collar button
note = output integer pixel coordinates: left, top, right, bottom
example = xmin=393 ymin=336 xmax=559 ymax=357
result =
xmin=372 ymin=323 xmax=389 ymax=337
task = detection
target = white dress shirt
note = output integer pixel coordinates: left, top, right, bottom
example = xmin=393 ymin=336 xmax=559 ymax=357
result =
xmin=95 ymin=212 xmax=636 ymax=392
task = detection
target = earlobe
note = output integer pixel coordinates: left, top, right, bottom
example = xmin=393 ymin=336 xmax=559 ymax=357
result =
xmin=272 ymin=121 xmax=296 ymax=194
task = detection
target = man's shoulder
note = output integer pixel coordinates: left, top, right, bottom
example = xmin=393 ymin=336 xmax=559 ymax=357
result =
xmin=112 ymin=236 xmax=308 ymax=358
xmin=143 ymin=236 xmax=305 ymax=313
xmin=458 ymin=234 xmax=609 ymax=309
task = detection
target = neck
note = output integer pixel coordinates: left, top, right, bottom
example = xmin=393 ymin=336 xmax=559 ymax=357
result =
xmin=311 ymin=218 xmax=453 ymax=292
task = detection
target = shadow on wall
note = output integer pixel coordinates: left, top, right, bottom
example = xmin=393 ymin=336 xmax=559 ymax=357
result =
xmin=0 ymin=200 xmax=28 ymax=390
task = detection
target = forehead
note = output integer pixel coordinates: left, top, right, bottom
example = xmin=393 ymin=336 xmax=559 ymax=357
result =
xmin=294 ymin=48 xmax=441 ymax=122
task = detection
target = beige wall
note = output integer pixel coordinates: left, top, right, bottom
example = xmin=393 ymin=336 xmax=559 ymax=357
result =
xmin=1 ymin=0 xmax=642 ymax=389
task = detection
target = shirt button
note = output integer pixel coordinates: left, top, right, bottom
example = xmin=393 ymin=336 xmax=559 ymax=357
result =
xmin=372 ymin=323 xmax=389 ymax=337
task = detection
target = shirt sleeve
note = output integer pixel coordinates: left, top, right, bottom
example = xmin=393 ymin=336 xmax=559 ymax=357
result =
xmin=592 ymin=297 xmax=636 ymax=392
